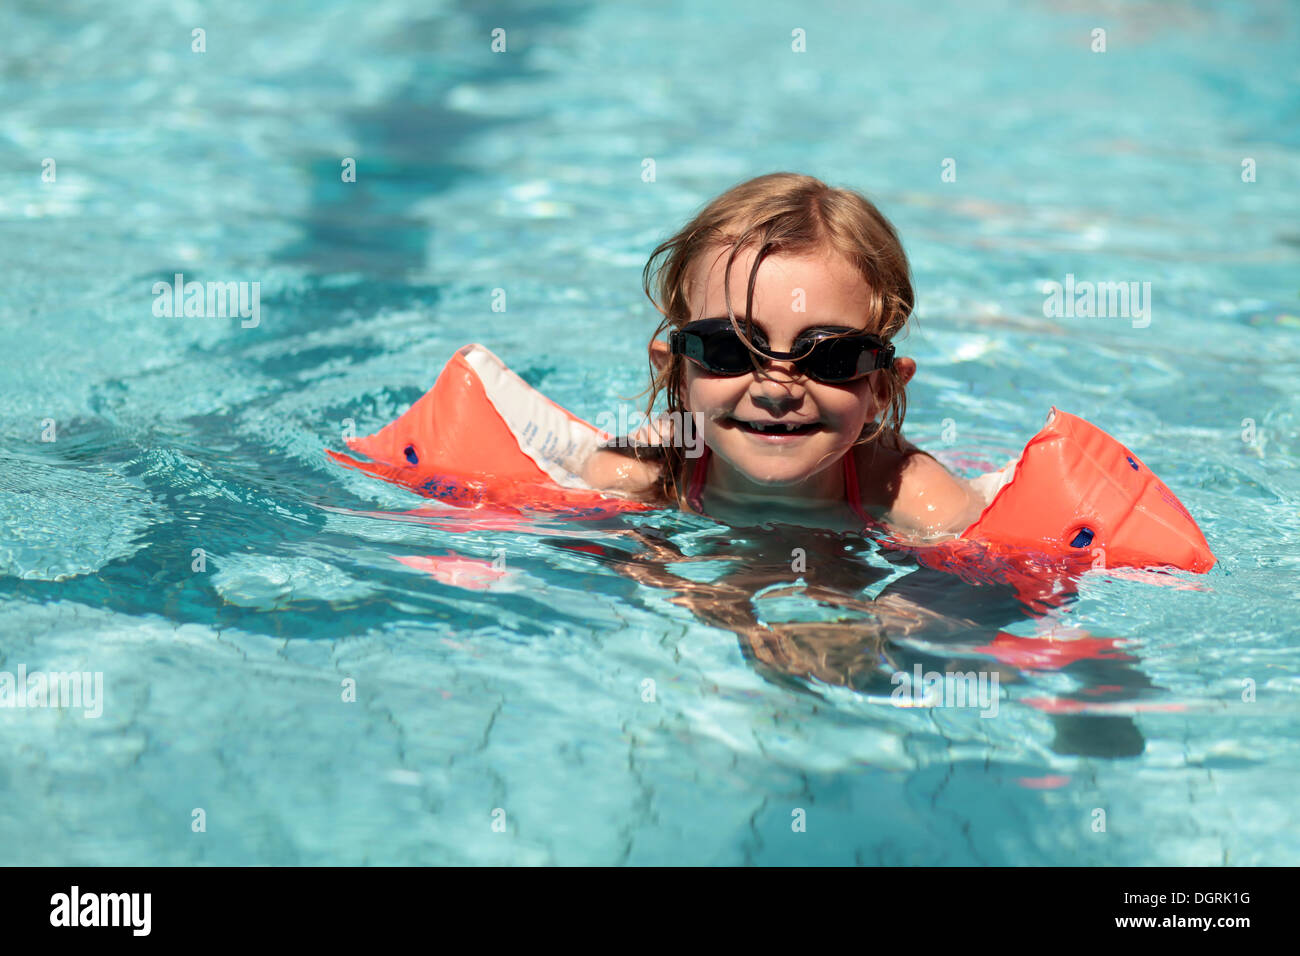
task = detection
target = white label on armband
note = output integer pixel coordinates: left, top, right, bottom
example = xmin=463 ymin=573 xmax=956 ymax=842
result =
xmin=463 ymin=345 xmax=603 ymax=489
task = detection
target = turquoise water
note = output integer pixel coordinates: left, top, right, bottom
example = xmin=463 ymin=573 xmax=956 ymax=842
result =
xmin=2 ymin=0 xmax=1298 ymax=865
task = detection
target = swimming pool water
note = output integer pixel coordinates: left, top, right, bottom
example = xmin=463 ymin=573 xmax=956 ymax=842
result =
xmin=1 ymin=0 xmax=1298 ymax=865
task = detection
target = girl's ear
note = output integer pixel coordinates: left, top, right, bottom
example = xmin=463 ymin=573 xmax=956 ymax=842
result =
xmin=650 ymin=339 xmax=689 ymax=408
xmin=649 ymin=338 xmax=671 ymax=374
xmin=872 ymin=356 xmax=915 ymax=406
xmin=894 ymin=356 xmax=916 ymax=388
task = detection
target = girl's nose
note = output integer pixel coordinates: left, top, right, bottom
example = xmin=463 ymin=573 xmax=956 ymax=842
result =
xmin=750 ymin=360 xmax=804 ymax=412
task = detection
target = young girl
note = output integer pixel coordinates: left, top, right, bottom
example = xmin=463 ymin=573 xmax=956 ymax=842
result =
xmin=582 ymin=172 xmax=989 ymax=540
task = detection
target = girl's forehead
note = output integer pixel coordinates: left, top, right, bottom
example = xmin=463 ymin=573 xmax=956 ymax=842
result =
xmin=686 ymin=244 xmax=873 ymax=323
xmin=691 ymin=244 xmax=865 ymax=291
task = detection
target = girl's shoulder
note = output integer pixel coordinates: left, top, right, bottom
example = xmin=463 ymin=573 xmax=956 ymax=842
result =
xmin=853 ymin=428 xmax=986 ymax=537
xmin=851 ymin=426 xmax=924 ymax=502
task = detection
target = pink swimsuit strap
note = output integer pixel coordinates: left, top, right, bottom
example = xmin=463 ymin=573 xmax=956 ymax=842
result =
xmin=841 ymin=448 xmax=872 ymax=525
xmin=686 ymin=444 xmax=874 ymax=527
xmin=685 ymin=445 xmax=712 ymax=513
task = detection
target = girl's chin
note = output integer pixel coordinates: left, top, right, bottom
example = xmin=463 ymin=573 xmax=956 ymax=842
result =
xmin=712 ymin=439 xmax=847 ymax=487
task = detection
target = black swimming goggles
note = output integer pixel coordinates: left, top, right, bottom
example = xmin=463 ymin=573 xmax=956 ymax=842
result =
xmin=669 ymin=318 xmax=895 ymax=384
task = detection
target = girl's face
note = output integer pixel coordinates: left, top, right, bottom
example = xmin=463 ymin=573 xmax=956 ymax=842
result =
xmin=678 ymin=245 xmax=895 ymax=499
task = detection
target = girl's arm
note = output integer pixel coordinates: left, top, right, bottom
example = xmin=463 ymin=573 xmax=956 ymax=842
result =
xmin=885 ymin=452 xmax=990 ymax=539
xmin=580 ymin=445 xmax=663 ymax=496
xmin=580 ymin=415 xmax=672 ymax=497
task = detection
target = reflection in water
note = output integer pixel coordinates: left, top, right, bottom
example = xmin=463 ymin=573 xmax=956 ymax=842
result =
xmin=588 ymin=520 xmax=1156 ymax=758
xmin=360 ymin=497 xmax=1160 ymax=759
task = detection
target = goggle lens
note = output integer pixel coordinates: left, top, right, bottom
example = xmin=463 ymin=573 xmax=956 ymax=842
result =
xmin=669 ymin=319 xmax=893 ymax=383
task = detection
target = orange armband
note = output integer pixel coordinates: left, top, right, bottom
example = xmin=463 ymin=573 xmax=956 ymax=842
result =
xmin=958 ymin=408 xmax=1214 ymax=573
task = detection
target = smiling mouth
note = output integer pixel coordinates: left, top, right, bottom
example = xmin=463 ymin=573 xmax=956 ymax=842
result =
xmin=730 ymin=417 xmax=822 ymax=436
